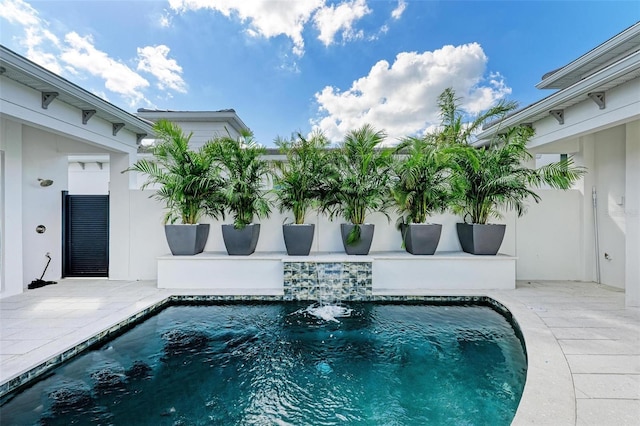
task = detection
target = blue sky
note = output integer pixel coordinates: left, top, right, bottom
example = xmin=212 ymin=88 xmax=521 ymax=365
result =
xmin=1 ymin=0 xmax=638 ymax=145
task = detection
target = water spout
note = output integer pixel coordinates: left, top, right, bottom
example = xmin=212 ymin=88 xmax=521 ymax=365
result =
xmin=294 ymin=262 xmax=353 ymax=322
xmin=299 ymin=304 xmax=353 ymax=323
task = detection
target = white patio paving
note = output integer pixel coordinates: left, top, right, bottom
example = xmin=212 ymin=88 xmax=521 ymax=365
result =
xmin=0 ymin=279 xmax=638 ymax=425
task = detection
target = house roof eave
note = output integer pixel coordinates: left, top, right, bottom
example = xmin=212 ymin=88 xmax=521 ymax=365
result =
xmin=475 ymin=49 xmax=640 ymax=146
xmin=136 ymin=109 xmax=251 ymax=136
xmin=0 ymin=45 xmax=155 ymax=138
xmin=536 ymin=22 xmax=640 ymax=90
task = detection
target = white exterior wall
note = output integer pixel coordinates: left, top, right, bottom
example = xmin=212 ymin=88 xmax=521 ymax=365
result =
xmin=518 ymin=72 xmax=639 ymax=304
xmin=0 ymin=70 xmax=148 ymax=298
xmin=108 ymin=152 xmax=136 ymax=280
xmin=125 ymin=177 xmax=529 ymax=282
xmin=68 ymin=161 xmax=109 ymax=195
xmin=136 ymin=112 xmax=247 ymax=149
xmin=0 ymin=119 xmax=24 ymax=296
xmin=515 ymin=190 xmax=583 ymax=280
xmin=129 ymin=190 xmax=166 ymax=279
xmin=625 ymin=121 xmax=640 ymax=307
xmin=171 ymin=121 xmax=238 ymax=149
xmin=21 ymin=127 xmax=69 ymax=285
xmin=593 ymin=126 xmax=627 ymax=288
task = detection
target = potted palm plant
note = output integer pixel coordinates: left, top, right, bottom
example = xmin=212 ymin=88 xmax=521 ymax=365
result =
xmin=273 ymin=130 xmax=331 ymax=255
xmin=438 ymin=88 xmax=586 ymax=254
xmin=321 ymin=124 xmax=393 ymax=255
xmin=127 ymin=119 xmax=224 ymax=255
xmin=206 ymin=130 xmax=272 ymax=255
xmin=391 ymin=135 xmax=454 ymax=254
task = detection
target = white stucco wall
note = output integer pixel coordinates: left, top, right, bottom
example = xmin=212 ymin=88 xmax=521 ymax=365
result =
xmin=625 ymin=121 xmax=639 ymax=307
xmin=1 ymin=69 xmax=149 ymax=297
xmin=68 ymin=161 xmax=109 ymax=195
xmin=108 ymin=152 xmax=137 ymax=280
xmin=21 ymin=127 xmax=69 ymax=285
xmin=0 ymin=119 xmax=24 ymax=296
xmin=515 ymin=190 xmax=583 ymax=280
xmin=169 ymin=121 xmax=236 ymax=149
xmin=123 ymin=178 xmax=532 ymax=282
xmin=593 ymin=126 xmax=627 ymax=288
xmin=136 ymin=113 xmax=246 ymax=150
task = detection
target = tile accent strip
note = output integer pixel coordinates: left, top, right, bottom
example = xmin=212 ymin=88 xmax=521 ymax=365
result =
xmin=283 ymin=261 xmax=373 ymax=301
xmin=0 ymin=298 xmax=171 ymax=399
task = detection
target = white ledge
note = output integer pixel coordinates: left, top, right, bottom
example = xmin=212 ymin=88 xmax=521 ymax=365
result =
xmin=158 ymin=251 xmax=516 ymax=290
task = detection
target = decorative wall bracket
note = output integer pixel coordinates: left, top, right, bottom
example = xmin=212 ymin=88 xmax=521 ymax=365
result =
xmin=549 ymin=109 xmax=564 ymax=125
xmin=112 ymin=122 xmax=125 ymax=136
xmin=588 ymin=92 xmax=606 ymax=110
xmin=82 ymin=109 xmax=96 ymax=125
xmin=42 ymin=92 xmax=58 ymax=109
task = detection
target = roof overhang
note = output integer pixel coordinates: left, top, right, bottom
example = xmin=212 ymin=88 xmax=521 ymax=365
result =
xmin=537 ymin=22 xmax=640 ymax=89
xmin=476 ymin=49 xmax=640 ymax=145
xmin=136 ymin=109 xmax=250 ymax=136
xmin=0 ymin=45 xmax=154 ymax=138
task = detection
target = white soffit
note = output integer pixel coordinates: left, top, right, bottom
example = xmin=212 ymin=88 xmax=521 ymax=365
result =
xmin=0 ymin=45 xmax=154 ymax=138
xmin=476 ymin=50 xmax=640 ymax=143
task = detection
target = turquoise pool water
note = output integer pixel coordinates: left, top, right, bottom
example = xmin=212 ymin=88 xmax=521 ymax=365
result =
xmin=1 ymin=303 xmax=526 ymax=425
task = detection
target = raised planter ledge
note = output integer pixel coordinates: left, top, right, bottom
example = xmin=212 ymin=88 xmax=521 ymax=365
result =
xmin=157 ymin=251 xmax=516 ymax=290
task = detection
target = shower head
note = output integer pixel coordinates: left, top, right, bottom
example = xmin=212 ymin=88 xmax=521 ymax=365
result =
xmin=38 ymin=178 xmax=54 ymax=187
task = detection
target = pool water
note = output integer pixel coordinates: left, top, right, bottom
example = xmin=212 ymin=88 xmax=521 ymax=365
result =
xmin=1 ymin=303 xmax=527 ymax=425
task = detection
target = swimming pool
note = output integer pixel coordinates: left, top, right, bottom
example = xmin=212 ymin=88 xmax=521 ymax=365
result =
xmin=1 ymin=302 xmax=526 ymax=425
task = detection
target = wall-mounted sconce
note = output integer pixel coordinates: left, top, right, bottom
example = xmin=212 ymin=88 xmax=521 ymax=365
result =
xmin=38 ymin=178 xmax=54 ymax=187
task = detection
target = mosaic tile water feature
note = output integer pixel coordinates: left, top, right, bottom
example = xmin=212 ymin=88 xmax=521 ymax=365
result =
xmin=283 ymin=261 xmax=372 ymax=302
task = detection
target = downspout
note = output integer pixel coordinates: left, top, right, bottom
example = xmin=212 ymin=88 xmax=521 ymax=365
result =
xmin=592 ymin=186 xmax=601 ymax=284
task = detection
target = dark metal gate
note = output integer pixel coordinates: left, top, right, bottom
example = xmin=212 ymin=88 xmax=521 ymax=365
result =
xmin=62 ymin=192 xmax=109 ymax=277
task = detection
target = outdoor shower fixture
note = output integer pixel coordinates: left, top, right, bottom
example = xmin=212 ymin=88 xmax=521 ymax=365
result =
xmin=38 ymin=178 xmax=54 ymax=187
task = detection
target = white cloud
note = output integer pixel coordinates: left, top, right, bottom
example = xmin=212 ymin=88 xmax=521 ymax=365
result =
xmin=311 ymin=43 xmax=512 ymax=144
xmin=168 ymin=0 xmax=392 ymax=56
xmin=0 ymin=0 xmax=62 ymax=71
xmin=169 ymin=0 xmax=323 ymax=56
xmin=0 ymin=0 xmax=40 ymax=26
xmin=159 ymin=11 xmax=172 ymax=28
xmin=61 ymin=32 xmax=150 ymax=107
xmin=391 ymin=0 xmax=406 ymax=20
xmin=137 ymin=45 xmax=187 ymax=93
xmin=313 ymin=0 xmax=371 ymax=46
xmin=0 ymin=0 xmax=189 ymax=108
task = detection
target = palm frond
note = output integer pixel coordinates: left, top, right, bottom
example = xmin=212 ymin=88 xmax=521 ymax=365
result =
xmin=124 ymin=119 xmax=224 ymax=224
xmin=320 ymin=124 xmax=393 ymax=241
xmin=206 ymin=131 xmax=272 ymax=228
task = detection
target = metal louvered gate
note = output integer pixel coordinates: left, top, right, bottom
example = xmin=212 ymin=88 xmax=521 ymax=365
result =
xmin=62 ymin=192 xmax=109 ymax=277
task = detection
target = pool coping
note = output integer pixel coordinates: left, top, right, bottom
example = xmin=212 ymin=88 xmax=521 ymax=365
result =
xmin=0 ymin=290 xmax=575 ymax=425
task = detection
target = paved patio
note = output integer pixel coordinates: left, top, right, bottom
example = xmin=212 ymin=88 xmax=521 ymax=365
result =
xmin=0 ymin=279 xmax=638 ymax=425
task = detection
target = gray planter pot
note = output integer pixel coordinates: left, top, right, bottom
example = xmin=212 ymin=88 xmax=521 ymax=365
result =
xmin=222 ymin=224 xmax=261 ymax=255
xmin=456 ymin=223 xmax=506 ymax=255
xmin=283 ymin=224 xmax=315 ymax=256
xmin=401 ymin=223 xmax=442 ymax=255
xmin=164 ymin=224 xmax=209 ymax=256
xmin=340 ymin=223 xmax=374 ymax=255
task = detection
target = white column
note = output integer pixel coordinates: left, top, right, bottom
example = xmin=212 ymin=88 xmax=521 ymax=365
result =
xmin=108 ymin=151 xmax=136 ymax=280
xmin=625 ymin=121 xmax=640 ymax=307
xmin=577 ymin=134 xmax=597 ymax=282
xmin=0 ymin=120 xmax=24 ymax=297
